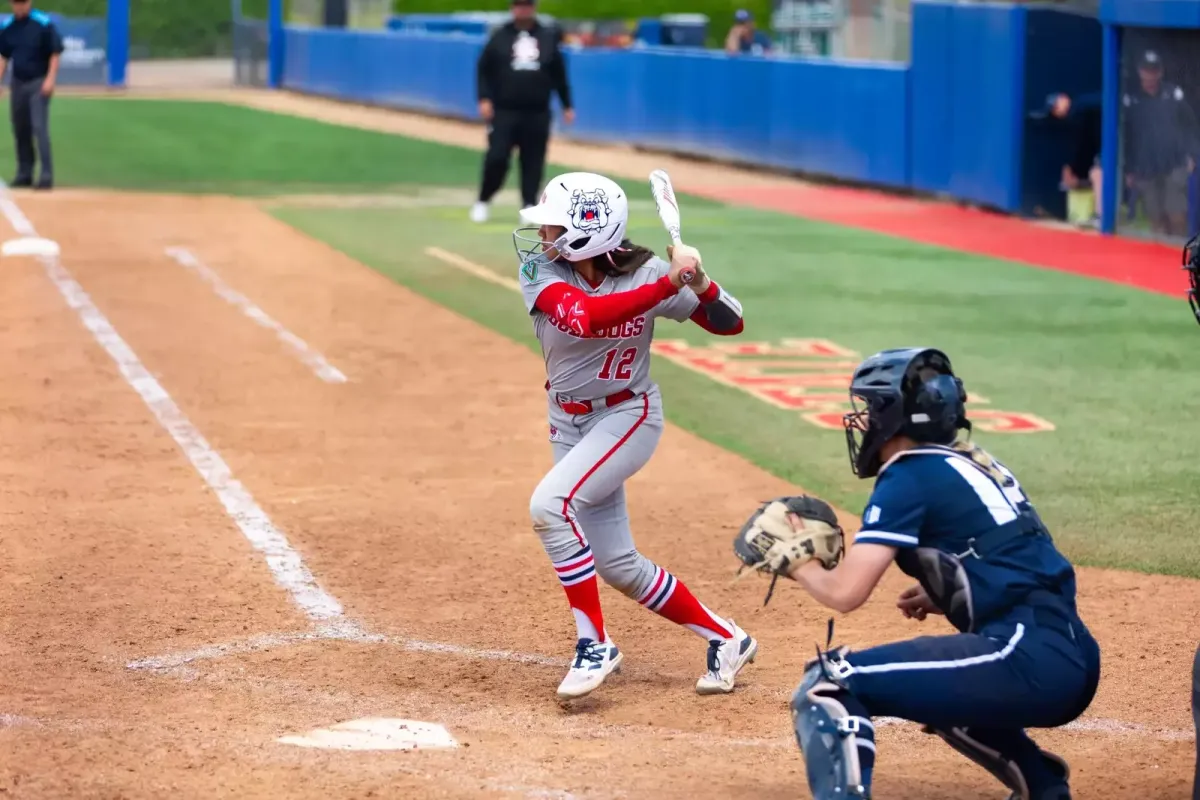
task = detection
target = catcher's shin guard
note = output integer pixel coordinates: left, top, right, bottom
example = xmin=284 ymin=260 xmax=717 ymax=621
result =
xmin=790 ymin=655 xmax=871 ymax=800
xmin=923 ymin=726 xmax=1070 ymax=800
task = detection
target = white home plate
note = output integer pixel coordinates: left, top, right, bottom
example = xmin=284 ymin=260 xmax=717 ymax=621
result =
xmin=277 ymin=718 xmax=458 ymax=751
xmin=1 ymin=237 xmax=59 ymax=258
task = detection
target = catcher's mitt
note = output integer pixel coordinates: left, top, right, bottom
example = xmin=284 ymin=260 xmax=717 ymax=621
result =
xmin=733 ymin=495 xmax=845 ymax=605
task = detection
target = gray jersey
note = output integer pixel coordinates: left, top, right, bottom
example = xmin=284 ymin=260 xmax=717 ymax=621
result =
xmin=520 ymin=256 xmax=699 ymax=402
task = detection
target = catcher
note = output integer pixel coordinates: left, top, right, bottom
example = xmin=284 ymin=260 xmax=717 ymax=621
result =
xmin=734 ymin=347 xmax=1101 ymax=800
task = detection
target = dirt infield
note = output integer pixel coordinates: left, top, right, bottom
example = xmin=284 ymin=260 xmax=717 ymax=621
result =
xmin=0 ymin=188 xmax=1196 ymax=798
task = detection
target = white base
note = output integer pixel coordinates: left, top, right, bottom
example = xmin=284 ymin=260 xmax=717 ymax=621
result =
xmin=277 ymin=717 xmax=458 ymax=751
xmin=1 ymin=237 xmax=59 ymax=258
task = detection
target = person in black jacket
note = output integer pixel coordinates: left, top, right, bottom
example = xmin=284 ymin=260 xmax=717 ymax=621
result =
xmin=1123 ymin=50 xmax=1200 ymax=237
xmin=471 ymin=0 xmax=574 ymax=224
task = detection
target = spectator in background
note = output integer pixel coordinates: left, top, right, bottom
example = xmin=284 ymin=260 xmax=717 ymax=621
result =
xmin=472 ymin=0 xmax=574 ymax=224
xmin=0 ymin=0 xmax=62 ymax=190
xmin=1123 ymin=49 xmax=1200 ymax=237
xmin=1048 ymin=91 xmax=1103 ymax=224
xmin=725 ymin=9 xmax=772 ymax=56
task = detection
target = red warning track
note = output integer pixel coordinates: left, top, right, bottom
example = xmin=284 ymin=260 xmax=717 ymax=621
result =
xmin=703 ymin=184 xmax=1188 ymax=297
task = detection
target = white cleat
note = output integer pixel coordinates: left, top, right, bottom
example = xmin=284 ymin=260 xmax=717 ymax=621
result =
xmin=469 ymin=201 xmax=489 ymax=223
xmin=696 ymin=621 xmax=758 ymax=695
xmin=556 ymin=639 xmax=623 ymax=700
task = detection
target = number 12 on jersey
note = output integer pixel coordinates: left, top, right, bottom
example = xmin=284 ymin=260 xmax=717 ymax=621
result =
xmin=598 ymin=347 xmax=638 ymax=380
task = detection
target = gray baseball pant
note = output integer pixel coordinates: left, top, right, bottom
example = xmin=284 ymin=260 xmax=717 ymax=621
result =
xmin=10 ymin=77 xmax=52 ymax=184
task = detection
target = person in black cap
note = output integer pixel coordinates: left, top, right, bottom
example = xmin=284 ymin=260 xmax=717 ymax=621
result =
xmin=725 ymin=9 xmax=772 ymax=55
xmin=1122 ymin=49 xmax=1200 ymax=237
xmin=471 ymin=0 xmax=574 ymax=224
xmin=0 ymin=0 xmax=63 ymax=190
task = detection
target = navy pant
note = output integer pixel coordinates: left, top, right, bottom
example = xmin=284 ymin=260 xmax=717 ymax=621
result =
xmin=839 ymin=603 xmax=1100 ymax=782
xmin=479 ymin=107 xmax=550 ymax=208
xmin=1192 ymin=643 xmax=1199 ymax=800
xmin=10 ymin=77 xmax=52 ymax=184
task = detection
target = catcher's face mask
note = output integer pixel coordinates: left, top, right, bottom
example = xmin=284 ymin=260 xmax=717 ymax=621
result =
xmin=843 ymin=392 xmax=897 ymax=479
xmin=1184 ymin=235 xmax=1200 ymax=326
xmin=843 ymin=347 xmax=963 ymax=479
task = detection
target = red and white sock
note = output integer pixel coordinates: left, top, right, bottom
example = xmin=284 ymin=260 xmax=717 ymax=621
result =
xmin=638 ymin=565 xmax=734 ymax=641
xmin=553 ymin=545 xmax=608 ymax=643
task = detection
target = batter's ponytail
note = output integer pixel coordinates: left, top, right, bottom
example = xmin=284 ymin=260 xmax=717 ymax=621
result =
xmin=602 ymin=240 xmax=655 ymax=276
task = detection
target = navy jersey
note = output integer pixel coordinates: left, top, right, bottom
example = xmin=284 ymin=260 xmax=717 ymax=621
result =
xmin=0 ymin=11 xmax=63 ymax=82
xmin=856 ymin=444 xmax=1076 ymax=633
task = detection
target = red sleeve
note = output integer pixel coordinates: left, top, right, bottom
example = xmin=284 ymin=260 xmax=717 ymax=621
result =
xmin=688 ymin=280 xmax=744 ymax=336
xmin=694 ymin=281 xmax=720 ymax=303
xmin=533 ymin=277 xmax=678 ymax=336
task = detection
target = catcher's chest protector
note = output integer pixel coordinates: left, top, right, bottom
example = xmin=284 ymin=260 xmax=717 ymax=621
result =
xmin=862 ymin=447 xmax=1077 ymax=632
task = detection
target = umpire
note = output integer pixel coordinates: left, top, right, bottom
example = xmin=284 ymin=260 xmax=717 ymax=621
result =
xmin=470 ymin=0 xmax=574 ymax=224
xmin=0 ymin=0 xmax=61 ymax=190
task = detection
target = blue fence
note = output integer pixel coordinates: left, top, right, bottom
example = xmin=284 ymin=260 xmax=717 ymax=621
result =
xmin=281 ymin=28 xmax=909 ymax=193
xmin=910 ymin=2 xmax=1030 ymax=210
xmin=274 ymin=0 xmax=1199 ymax=231
xmin=565 ymin=49 xmax=911 ymax=188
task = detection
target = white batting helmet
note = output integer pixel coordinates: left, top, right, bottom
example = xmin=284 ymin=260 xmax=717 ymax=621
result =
xmin=514 ymin=172 xmax=630 ymax=264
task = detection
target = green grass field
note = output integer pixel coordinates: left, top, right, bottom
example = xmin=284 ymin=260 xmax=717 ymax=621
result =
xmin=35 ymin=97 xmax=1200 ymax=577
xmin=4 ymin=98 xmax=570 ymax=194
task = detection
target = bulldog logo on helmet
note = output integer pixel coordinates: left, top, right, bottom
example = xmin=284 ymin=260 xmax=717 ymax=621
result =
xmin=569 ymin=189 xmax=611 ymax=233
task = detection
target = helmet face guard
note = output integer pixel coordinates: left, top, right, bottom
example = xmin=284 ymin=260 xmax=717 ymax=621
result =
xmin=842 ymin=348 xmax=968 ymax=479
xmin=513 ymin=226 xmax=570 ymax=270
xmin=844 ymin=389 xmax=907 ymax=479
xmin=1184 ymin=235 xmax=1200 ymax=326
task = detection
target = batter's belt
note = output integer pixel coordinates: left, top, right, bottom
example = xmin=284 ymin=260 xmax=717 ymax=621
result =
xmin=545 ymin=381 xmax=637 ymax=415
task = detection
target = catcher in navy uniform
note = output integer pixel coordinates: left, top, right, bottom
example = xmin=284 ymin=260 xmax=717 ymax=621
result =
xmin=1183 ymin=234 xmax=1200 ymax=800
xmin=734 ymin=347 xmax=1101 ymax=800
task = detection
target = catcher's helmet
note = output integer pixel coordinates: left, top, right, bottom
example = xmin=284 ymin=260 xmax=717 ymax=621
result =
xmin=513 ymin=172 xmax=630 ymax=266
xmin=1183 ymin=235 xmax=1200 ymax=326
xmin=843 ymin=347 xmax=969 ymax=479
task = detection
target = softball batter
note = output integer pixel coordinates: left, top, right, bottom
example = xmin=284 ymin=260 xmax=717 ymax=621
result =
xmin=513 ymin=171 xmax=756 ymax=701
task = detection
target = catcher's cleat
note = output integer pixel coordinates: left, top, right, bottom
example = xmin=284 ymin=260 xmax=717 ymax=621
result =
xmin=924 ymin=725 xmax=1071 ymax=800
xmin=1005 ymin=751 xmax=1071 ymax=800
xmin=556 ymin=639 xmax=623 ymax=701
xmin=696 ymin=621 xmax=758 ymax=695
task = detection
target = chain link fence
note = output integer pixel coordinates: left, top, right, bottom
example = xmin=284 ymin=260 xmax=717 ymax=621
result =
xmin=233 ymin=19 xmax=269 ymax=86
xmin=771 ymin=0 xmax=1098 ymax=64
xmin=287 ymin=0 xmax=389 ymax=27
xmin=1116 ymin=27 xmax=1200 ymax=242
xmin=126 ymin=0 xmax=231 ymax=59
xmin=770 ymin=0 xmax=908 ymax=61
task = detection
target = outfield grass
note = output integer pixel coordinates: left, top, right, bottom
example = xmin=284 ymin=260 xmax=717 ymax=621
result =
xmin=6 ymin=98 xmax=579 ymax=194
xmin=36 ymin=98 xmax=1200 ymax=578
